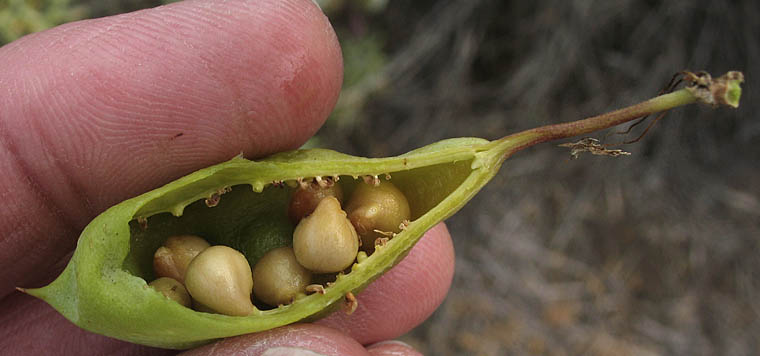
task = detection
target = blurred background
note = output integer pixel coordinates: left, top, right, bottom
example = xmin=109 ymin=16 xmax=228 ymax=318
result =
xmin=2 ymin=0 xmax=758 ymax=355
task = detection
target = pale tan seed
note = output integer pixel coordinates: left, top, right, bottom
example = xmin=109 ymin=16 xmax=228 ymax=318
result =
xmin=252 ymin=247 xmax=311 ymax=306
xmin=184 ymin=245 xmax=254 ymax=316
xmin=293 ymin=197 xmax=359 ymax=273
xmin=345 ymin=180 xmax=410 ymax=251
xmin=153 ymin=235 xmax=210 ymax=284
xmin=148 ymin=277 xmax=192 ymax=308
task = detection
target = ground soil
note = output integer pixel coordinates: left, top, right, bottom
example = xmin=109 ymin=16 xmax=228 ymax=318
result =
xmin=320 ymin=1 xmax=760 ymax=355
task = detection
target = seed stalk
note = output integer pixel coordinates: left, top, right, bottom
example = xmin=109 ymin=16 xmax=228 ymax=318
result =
xmin=490 ymin=71 xmax=744 ymax=160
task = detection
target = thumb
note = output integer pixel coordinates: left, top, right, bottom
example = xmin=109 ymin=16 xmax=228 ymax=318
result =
xmin=0 ymin=0 xmax=342 ymax=296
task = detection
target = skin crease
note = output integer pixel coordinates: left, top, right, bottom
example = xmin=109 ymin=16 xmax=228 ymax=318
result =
xmin=0 ymin=0 xmax=455 ymax=354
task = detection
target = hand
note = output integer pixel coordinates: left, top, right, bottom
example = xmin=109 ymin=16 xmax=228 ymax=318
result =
xmin=0 ymin=0 xmax=454 ymax=355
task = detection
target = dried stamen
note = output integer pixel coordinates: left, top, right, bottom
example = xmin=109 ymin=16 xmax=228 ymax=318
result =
xmin=559 ymin=138 xmax=631 ymax=159
xmin=137 ymin=217 xmax=148 ymax=230
xmin=373 ymin=229 xmax=395 ymax=237
xmin=297 ymin=178 xmax=309 ymax=189
xmin=305 ymin=284 xmax=326 ymax=295
xmin=374 ymin=237 xmax=390 ymax=248
xmin=205 ymin=194 xmax=220 ymax=207
xmin=344 ymin=292 xmax=358 ymax=315
xmin=362 ymin=175 xmax=380 ymax=186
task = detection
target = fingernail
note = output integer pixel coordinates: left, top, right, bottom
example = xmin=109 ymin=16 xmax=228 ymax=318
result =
xmin=261 ymin=347 xmax=328 ymax=356
xmin=370 ymin=340 xmax=413 ymax=349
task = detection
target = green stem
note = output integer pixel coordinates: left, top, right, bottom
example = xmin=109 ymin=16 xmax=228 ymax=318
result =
xmin=489 ymin=70 xmax=744 ymax=160
xmin=490 ymin=89 xmax=695 ymax=159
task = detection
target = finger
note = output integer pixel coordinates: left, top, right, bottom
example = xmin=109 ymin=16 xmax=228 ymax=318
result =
xmin=181 ymin=324 xmax=369 ymax=356
xmin=367 ymin=341 xmax=423 ymax=356
xmin=0 ymin=292 xmax=172 ymax=356
xmin=317 ymin=223 xmax=455 ymax=345
xmin=0 ymin=0 xmax=342 ymax=295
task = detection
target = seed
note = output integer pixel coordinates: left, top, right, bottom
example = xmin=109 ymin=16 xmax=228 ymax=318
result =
xmin=153 ymin=235 xmax=210 ymax=284
xmin=252 ymin=247 xmax=311 ymax=306
xmin=191 ymin=301 xmax=216 ymax=314
xmin=288 ymin=178 xmax=343 ymax=223
xmin=148 ymin=277 xmax=192 ymax=308
xmin=184 ymin=245 xmax=254 ymax=316
xmin=293 ymin=196 xmax=359 ymax=273
xmin=345 ymin=180 xmax=411 ymax=251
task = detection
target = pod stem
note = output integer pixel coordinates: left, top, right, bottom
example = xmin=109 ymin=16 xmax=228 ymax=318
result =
xmin=490 ymin=71 xmax=744 ymax=160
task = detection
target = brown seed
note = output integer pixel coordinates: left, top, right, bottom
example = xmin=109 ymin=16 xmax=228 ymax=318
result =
xmin=153 ymin=235 xmax=210 ymax=284
xmin=345 ymin=180 xmax=411 ymax=251
xmin=148 ymin=277 xmax=192 ymax=308
xmin=293 ymin=197 xmax=359 ymax=273
xmin=184 ymin=245 xmax=255 ymax=316
xmin=288 ymin=178 xmax=343 ymax=223
xmin=252 ymin=247 xmax=312 ymax=306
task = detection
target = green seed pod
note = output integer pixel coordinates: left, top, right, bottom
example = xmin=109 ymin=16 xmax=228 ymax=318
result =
xmin=26 ymin=140 xmax=488 ymax=349
xmin=292 ymin=196 xmax=359 ymax=273
xmin=252 ymin=247 xmax=312 ymax=307
xmin=21 ymin=73 xmax=743 ymax=350
xmin=148 ymin=277 xmax=192 ymax=308
xmin=345 ymin=180 xmax=411 ymax=251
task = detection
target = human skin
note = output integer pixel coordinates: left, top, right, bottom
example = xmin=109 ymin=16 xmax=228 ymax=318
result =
xmin=0 ymin=0 xmax=454 ymax=355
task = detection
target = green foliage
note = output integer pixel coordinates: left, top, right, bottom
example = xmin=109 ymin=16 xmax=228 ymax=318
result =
xmin=316 ymin=0 xmax=388 ymax=15
xmin=342 ymin=34 xmax=387 ymax=88
xmin=329 ymin=33 xmax=388 ymax=130
xmin=314 ymin=0 xmax=390 ymax=132
xmin=0 ymin=0 xmax=87 ymax=45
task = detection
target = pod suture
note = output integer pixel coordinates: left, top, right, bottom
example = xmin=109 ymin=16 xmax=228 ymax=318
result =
xmin=22 ymin=71 xmax=743 ymax=349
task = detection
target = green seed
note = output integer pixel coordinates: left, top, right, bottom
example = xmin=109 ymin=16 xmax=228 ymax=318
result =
xmin=229 ymin=212 xmax=294 ymax=269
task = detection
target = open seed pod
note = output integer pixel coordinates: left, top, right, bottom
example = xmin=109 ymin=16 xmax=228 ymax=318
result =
xmin=22 ymin=71 xmax=744 ymax=349
xmin=26 ymin=138 xmax=499 ymax=349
